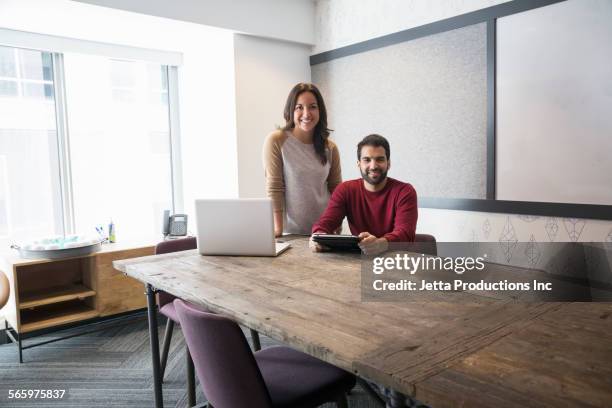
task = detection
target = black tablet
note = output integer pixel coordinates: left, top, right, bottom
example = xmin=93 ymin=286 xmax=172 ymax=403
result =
xmin=312 ymin=234 xmax=361 ymax=252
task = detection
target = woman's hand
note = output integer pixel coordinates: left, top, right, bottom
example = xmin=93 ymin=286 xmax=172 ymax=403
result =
xmin=273 ymin=212 xmax=283 ymax=238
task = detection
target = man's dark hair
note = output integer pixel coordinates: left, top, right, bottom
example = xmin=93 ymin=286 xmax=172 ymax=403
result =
xmin=357 ymin=134 xmax=390 ymax=160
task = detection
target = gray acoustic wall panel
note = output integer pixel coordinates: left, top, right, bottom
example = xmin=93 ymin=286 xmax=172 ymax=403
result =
xmin=312 ymin=23 xmax=487 ymax=199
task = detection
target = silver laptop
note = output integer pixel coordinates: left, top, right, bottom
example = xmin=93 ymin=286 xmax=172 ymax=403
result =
xmin=195 ymin=198 xmax=291 ymax=256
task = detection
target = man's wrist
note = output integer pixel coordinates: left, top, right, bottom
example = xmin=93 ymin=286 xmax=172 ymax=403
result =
xmin=375 ymin=237 xmax=389 ymax=253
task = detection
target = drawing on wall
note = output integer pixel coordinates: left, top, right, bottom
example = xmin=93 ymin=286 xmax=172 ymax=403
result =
xmin=545 ymin=217 xmax=559 ymax=242
xmin=563 ymin=218 xmax=586 ymax=242
xmin=483 ymin=219 xmax=491 ymax=239
xmin=456 ymin=216 xmax=469 ymax=238
xmin=606 ymin=229 xmax=612 ymax=242
xmin=518 ymin=215 xmax=540 ymax=222
xmin=499 ymin=216 xmax=518 ymax=263
xmin=584 ymin=242 xmax=602 ymax=273
xmin=525 ymin=234 xmax=541 ymax=267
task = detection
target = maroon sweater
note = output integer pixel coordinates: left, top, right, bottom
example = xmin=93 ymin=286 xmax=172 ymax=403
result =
xmin=312 ymin=178 xmax=418 ymax=242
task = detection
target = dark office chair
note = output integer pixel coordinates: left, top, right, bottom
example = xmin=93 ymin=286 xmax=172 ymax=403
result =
xmin=174 ymin=299 xmax=355 ymax=408
xmin=414 ymin=233 xmax=437 ymax=256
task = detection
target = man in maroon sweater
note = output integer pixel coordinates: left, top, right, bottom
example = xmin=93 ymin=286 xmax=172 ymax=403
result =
xmin=311 ymin=134 xmax=418 ymax=255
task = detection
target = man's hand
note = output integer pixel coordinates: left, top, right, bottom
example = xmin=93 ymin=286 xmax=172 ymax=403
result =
xmin=358 ymin=232 xmax=389 ymax=255
xmin=309 ymin=234 xmax=330 ymax=253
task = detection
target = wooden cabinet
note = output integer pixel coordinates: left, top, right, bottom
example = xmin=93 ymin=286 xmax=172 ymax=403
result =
xmin=0 ymin=242 xmax=155 ymax=335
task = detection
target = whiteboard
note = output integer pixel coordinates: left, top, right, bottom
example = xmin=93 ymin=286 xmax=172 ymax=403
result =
xmin=496 ymin=0 xmax=612 ymax=205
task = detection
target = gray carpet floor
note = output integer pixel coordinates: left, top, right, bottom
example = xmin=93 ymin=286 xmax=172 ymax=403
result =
xmin=0 ymin=315 xmax=399 ymax=408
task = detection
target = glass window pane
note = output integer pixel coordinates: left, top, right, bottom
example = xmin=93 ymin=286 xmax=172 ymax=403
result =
xmin=42 ymin=53 xmax=53 ymax=81
xmin=147 ymin=65 xmax=169 ymax=106
xmin=0 ymin=46 xmax=17 ymax=77
xmin=23 ymin=82 xmax=50 ymax=99
xmin=44 ymin=83 xmax=54 ymax=99
xmin=64 ymin=54 xmax=173 ymax=241
xmin=19 ymin=49 xmax=50 ymax=81
xmin=147 ymin=64 xmax=166 ymax=90
xmin=110 ymin=59 xmax=135 ymax=88
xmin=112 ymin=88 xmax=135 ymax=102
xmin=0 ymin=48 xmax=60 ymax=247
xmin=0 ymin=80 xmax=18 ymax=97
xmin=0 ymin=158 xmax=9 ymax=237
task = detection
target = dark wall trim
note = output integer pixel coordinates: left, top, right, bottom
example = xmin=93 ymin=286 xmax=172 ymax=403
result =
xmin=419 ymin=198 xmax=612 ymax=221
xmin=310 ymin=0 xmax=565 ymax=65
xmin=486 ymin=19 xmax=496 ymax=200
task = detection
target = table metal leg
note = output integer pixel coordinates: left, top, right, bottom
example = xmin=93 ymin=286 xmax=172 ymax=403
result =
xmin=160 ymin=319 xmax=175 ymax=381
xmin=357 ymin=378 xmax=386 ymax=407
xmin=18 ymin=332 xmax=23 ymax=363
xmin=250 ymin=329 xmax=261 ymax=351
xmin=187 ymin=348 xmax=196 ymax=407
xmin=146 ymin=283 xmax=164 ymax=408
xmin=385 ymin=389 xmax=409 ymax=408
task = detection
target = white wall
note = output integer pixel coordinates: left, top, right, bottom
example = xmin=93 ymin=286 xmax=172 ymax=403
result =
xmin=233 ymin=34 xmax=311 ymax=198
xmin=314 ymin=0 xmax=612 ymax=244
xmin=314 ymin=0 xmax=511 ymax=54
xmin=0 ymin=0 xmax=239 ymax=225
xmin=74 ymin=0 xmax=315 ymax=45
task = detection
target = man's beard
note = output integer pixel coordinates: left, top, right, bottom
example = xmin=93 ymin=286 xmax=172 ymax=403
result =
xmin=360 ymin=168 xmax=387 ymax=185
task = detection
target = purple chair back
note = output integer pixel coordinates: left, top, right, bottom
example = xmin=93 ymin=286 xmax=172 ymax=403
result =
xmin=414 ymin=233 xmax=437 ymax=256
xmin=174 ymin=299 xmax=273 ymax=408
xmin=155 ymin=237 xmax=197 ymax=308
xmin=155 ymin=236 xmax=197 ymax=255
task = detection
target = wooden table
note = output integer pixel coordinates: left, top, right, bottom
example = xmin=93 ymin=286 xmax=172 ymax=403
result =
xmin=114 ymin=237 xmax=612 ymax=408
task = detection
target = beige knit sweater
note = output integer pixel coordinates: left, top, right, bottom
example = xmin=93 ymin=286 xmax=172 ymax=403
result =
xmin=262 ymin=129 xmax=342 ymax=234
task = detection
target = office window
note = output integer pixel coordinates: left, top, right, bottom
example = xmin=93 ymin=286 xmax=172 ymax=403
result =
xmin=63 ymin=55 xmax=173 ymax=241
xmin=0 ymin=47 xmax=54 ymax=100
xmin=0 ymin=46 xmax=62 ymax=246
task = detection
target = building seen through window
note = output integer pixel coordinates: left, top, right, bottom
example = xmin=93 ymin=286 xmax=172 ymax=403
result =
xmin=0 ymin=46 xmax=175 ymax=247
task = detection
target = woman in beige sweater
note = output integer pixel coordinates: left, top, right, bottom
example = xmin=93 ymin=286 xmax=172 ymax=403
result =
xmin=263 ymin=83 xmax=342 ymax=236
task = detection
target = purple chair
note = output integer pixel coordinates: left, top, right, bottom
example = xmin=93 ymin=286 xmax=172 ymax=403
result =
xmin=414 ymin=233 xmax=437 ymax=256
xmin=157 ymin=237 xmax=263 ymax=380
xmin=175 ymin=299 xmax=356 ymax=408
xmin=156 ymin=236 xmax=199 ymax=381
xmin=154 ymin=237 xmax=200 ymax=405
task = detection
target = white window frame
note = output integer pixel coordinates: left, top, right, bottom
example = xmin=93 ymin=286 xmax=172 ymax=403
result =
xmin=0 ymin=28 xmax=183 ymax=236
